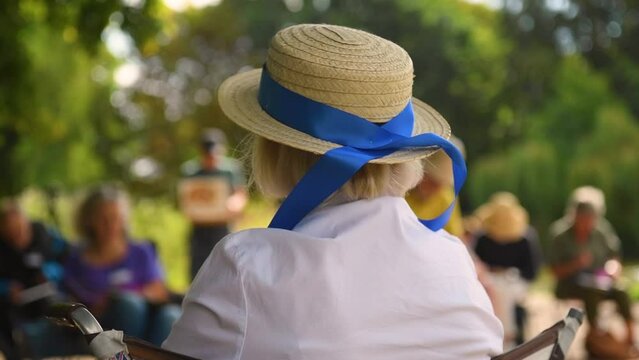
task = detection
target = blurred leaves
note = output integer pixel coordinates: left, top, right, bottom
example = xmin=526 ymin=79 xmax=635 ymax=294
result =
xmin=471 ymin=55 xmax=639 ymax=253
xmin=0 ymin=0 xmax=162 ymax=195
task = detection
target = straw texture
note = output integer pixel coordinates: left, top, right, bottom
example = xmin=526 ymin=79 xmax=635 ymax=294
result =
xmin=218 ymin=24 xmax=452 ymax=164
xmin=476 ymin=193 xmax=530 ymax=243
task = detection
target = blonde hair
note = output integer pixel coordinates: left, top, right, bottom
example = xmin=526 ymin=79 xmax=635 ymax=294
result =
xmin=249 ymin=136 xmax=423 ymax=202
xmin=75 ymin=186 xmax=130 ymax=242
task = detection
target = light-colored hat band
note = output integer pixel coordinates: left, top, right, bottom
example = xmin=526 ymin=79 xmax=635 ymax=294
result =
xmin=257 ymin=66 xmax=467 ymax=231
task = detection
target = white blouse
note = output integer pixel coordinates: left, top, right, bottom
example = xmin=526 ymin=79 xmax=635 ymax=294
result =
xmin=163 ymin=197 xmax=503 ymax=359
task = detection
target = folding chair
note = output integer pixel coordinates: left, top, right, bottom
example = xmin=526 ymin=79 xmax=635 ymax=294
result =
xmin=493 ymin=308 xmax=583 ymax=360
xmin=46 ymin=303 xmax=582 ymax=360
xmin=46 ymin=303 xmax=196 ymax=360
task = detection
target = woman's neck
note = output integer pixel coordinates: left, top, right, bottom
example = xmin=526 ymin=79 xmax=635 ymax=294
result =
xmin=84 ymin=235 xmax=128 ymax=266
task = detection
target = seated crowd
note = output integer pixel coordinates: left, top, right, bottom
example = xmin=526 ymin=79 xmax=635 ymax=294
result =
xmin=0 ymin=183 xmax=633 ymax=359
xmin=401 ymin=122 xmax=630 ymax=357
xmin=465 ymin=186 xmax=635 ymax=359
xmin=0 ymin=182 xmax=633 ymax=360
xmin=0 ymin=187 xmax=179 ymax=359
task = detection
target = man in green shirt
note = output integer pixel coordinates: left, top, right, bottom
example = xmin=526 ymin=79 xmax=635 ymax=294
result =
xmin=549 ymin=201 xmax=633 ymax=352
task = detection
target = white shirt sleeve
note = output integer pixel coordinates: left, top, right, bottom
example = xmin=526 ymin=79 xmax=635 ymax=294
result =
xmin=426 ymin=276 xmax=504 ymax=358
xmin=426 ymin=236 xmax=504 ymax=358
xmin=162 ymin=240 xmax=246 ymax=360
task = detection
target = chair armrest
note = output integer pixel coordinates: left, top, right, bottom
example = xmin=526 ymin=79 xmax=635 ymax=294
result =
xmin=124 ymin=336 xmax=199 ymax=360
xmin=46 ymin=302 xmax=103 ymax=336
xmin=491 ymin=308 xmax=583 ymax=360
xmin=47 ymin=302 xmax=199 ymax=359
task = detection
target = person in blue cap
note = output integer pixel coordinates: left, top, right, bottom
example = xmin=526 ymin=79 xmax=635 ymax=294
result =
xmin=163 ymin=24 xmax=503 ymax=359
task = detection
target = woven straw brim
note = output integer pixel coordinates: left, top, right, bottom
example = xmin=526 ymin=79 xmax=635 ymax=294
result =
xmin=481 ymin=203 xmax=529 ymax=243
xmin=218 ymin=68 xmax=451 ymax=164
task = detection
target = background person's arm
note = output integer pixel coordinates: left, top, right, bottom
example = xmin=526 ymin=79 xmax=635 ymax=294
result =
xmin=138 ymin=242 xmax=170 ymax=304
xmin=225 ymin=187 xmax=248 ymax=220
xmin=551 ymin=251 xmax=592 ymax=279
xmin=188 ymin=187 xmax=248 ymax=225
xmin=141 ymin=280 xmax=170 ymax=304
xmin=599 ymin=218 xmax=621 ymax=258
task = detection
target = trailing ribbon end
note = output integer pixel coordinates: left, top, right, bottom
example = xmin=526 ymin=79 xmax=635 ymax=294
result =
xmin=268 ymin=147 xmax=381 ymax=230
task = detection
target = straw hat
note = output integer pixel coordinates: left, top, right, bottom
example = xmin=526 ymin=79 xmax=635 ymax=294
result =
xmin=218 ymin=24 xmax=451 ymax=164
xmin=478 ymin=193 xmax=529 ymax=243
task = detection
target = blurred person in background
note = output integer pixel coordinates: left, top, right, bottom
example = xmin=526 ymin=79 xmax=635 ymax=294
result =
xmin=63 ymin=186 xmax=180 ymax=346
xmin=550 ymin=185 xmax=616 ymax=240
xmin=473 ymin=193 xmax=541 ymax=348
xmin=406 ymin=136 xmax=465 ymax=237
xmin=406 ymin=138 xmax=502 ymax=320
xmin=179 ymin=128 xmax=247 ymax=280
xmin=548 ymin=189 xmax=635 ymax=358
xmin=0 ymin=200 xmax=85 ymax=359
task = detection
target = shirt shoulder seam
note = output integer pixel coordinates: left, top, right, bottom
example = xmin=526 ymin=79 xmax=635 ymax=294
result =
xmin=228 ymin=246 xmax=248 ymax=360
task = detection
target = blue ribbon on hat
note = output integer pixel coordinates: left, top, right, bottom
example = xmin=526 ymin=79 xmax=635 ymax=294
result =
xmin=258 ymin=66 xmax=466 ymax=231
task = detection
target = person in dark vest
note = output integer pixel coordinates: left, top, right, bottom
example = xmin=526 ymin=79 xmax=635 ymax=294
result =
xmin=473 ymin=192 xmax=541 ymax=348
xmin=179 ymin=129 xmax=247 ymax=280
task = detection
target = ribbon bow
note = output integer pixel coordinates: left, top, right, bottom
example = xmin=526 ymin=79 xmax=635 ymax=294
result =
xmin=257 ymin=67 xmax=466 ymax=231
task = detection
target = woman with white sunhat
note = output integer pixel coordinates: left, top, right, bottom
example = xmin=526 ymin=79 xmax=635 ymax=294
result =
xmin=163 ymin=24 xmax=503 ymax=359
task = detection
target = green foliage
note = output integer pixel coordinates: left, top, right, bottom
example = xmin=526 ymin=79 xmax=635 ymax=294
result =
xmin=129 ymin=198 xmax=190 ymax=291
xmin=471 ymin=56 xmax=639 ymax=255
xmin=469 ymin=141 xmax=563 ymax=233
xmin=14 ymin=26 xmax=107 ymax=189
xmin=398 ymin=0 xmax=511 ymax=157
xmin=528 ymin=56 xmax=613 ymax=158
xmin=0 ymin=0 xmax=162 ymax=197
xmin=569 ymin=106 xmax=639 ymax=255
xmin=402 ymin=0 xmax=510 ymax=111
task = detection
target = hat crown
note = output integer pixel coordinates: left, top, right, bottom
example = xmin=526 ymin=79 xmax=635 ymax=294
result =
xmin=266 ymin=24 xmax=414 ymax=123
xmin=482 ymin=196 xmax=529 ymax=243
xmin=318 ymin=25 xmax=363 ymax=45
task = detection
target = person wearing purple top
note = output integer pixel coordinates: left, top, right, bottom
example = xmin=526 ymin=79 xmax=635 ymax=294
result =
xmin=64 ymin=242 xmax=163 ymax=305
xmin=63 ymin=186 xmax=180 ymax=346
